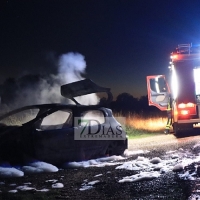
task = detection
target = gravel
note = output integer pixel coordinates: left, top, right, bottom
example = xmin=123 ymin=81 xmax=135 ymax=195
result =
xmin=1 ymin=134 xmax=200 ymax=199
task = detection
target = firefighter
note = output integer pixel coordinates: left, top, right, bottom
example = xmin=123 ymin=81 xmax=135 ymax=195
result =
xmin=164 ymin=95 xmax=172 ymax=134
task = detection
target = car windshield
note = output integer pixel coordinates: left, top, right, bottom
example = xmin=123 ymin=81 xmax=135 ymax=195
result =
xmin=0 ymin=108 xmax=39 ymax=126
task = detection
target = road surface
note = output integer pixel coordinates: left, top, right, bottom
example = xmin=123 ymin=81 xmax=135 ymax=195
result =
xmin=128 ymin=133 xmax=200 ymax=152
xmin=1 ymin=133 xmax=200 ymax=199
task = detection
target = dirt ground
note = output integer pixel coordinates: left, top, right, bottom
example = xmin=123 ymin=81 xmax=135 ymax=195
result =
xmin=1 ymin=133 xmax=200 ymax=200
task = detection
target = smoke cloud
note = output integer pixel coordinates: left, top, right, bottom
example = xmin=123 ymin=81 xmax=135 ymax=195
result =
xmin=58 ymin=52 xmax=86 ymax=82
xmin=3 ymin=52 xmax=99 ymax=110
xmin=58 ymin=53 xmax=99 ymax=105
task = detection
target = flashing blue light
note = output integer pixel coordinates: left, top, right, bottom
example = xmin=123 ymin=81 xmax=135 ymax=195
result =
xmin=191 ymin=43 xmax=200 ymax=47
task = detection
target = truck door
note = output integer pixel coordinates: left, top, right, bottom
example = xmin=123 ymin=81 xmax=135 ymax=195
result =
xmin=146 ymin=75 xmax=170 ymax=111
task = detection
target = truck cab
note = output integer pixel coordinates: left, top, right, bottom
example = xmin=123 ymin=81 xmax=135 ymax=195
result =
xmin=147 ymin=44 xmax=200 ymax=137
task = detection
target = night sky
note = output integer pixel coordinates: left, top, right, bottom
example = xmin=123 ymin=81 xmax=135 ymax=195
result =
xmin=1 ymin=0 xmax=200 ymax=98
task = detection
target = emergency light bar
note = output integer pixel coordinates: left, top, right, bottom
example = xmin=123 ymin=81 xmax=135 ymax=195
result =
xmin=170 ymin=53 xmax=200 ymax=62
xmin=170 ymin=43 xmax=200 ymax=62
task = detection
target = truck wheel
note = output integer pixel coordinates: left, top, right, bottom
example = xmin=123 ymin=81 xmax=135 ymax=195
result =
xmin=172 ymin=123 xmax=179 ymax=137
xmin=174 ymin=130 xmax=183 ymax=138
xmin=173 ymin=122 xmax=193 ymax=138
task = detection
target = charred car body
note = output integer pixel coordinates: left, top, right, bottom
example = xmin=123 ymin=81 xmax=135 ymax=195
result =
xmin=0 ymin=79 xmax=127 ymax=166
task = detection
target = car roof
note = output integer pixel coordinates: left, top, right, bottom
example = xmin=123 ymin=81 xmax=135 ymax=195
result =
xmin=0 ymin=103 xmax=107 ymax=121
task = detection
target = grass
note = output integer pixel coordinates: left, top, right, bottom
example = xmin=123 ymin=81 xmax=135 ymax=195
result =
xmin=114 ymin=112 xmax=168 ymax=139
xmin=125 ymin=127 xmax=162 ymax=139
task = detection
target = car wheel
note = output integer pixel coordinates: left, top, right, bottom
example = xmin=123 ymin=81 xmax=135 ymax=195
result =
xmin=106 ymin=141 xmax=119 ymax=156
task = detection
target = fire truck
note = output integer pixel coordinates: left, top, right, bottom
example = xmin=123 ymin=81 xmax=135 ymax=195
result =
xmin=146 ymin=44 xmax=200 ymax=137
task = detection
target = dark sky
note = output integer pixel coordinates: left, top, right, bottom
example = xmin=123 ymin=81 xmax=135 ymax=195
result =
xmin=1 ymin=0 xmax=200 ymax=98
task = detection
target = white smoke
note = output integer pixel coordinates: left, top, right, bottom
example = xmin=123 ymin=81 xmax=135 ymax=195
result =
xmin=58 ymin=52 xmax=99 ymax=105
xmin=58 ymin=52 xmax=86 ymax=83
xmin=10 ymin=52 xmax=99 ymax=108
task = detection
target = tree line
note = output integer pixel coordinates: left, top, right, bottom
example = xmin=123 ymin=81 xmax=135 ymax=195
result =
xmin=0 ymin=74 xmax=163 ymax=116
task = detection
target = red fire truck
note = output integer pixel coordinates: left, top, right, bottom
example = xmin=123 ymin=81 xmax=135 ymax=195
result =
xmin=147 ymin=44 xmax=200 ymax=137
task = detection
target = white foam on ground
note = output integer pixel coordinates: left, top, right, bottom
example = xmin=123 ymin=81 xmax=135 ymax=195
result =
xmin=188 ymin=194 xmax=200 ymax=200
xmin=46 ymin=179 xmax=58 ymax=183
xmin=64 ymin=155 xmax=125 ymax=168
xmin=21 ymin=161 xmax=58 ymax=174
xmin=79 ymin=185 xmax=93 ymax=191
xmin=61 ymin=145 xmax=200 ymax=189
xmin=2 ymin=143 xmax=200 ymax=197
xmin=12 ymin=185 xmax=49 ymax=192
xmin=79 ymin=180 xmax=100 ymax=191
xmin=123 ymin=149 xmax=150 ymax=157
xmin=115 ymin=147 xmax=200 ymax=185
xmin=52 ymin=183 xmax=64 ymax=188
xmin=166 ymin=150 xmax=177 ymax=154
xmin=116 ymin=156 xmax=165 ymax=172
xmin=8 ymin=190 xmax=18 ymax=193
xmin=177 ymin=157 xmax=200 ymax=181
xmin=28 ymin=161 xmax=58 ymax=173
xmin=119 ymin=171 xmax=160 ymax=183
xmin=36 ymin=188 xmax=49 ymax=192
xmin=0 ymin=149 xmax=151 ymax=179
xmin=116 ymin=154 xmax=200 ymax=183
xmin=22 ymin=166 xmax=43 ymax=174
xmin=94 ymin=174 xmax=102 ymax=177
xmin=0 ymin=161 xmax=58 ymax=178
xmin=0 ymin=167 xmax=24 ymax=178
xmin=16 ymin=185 xmax=35 ymax=191
xmin=179 ymin=171 xmax=196 ymax=180
xmin=88 ymin=180 xmax=100 ymax=185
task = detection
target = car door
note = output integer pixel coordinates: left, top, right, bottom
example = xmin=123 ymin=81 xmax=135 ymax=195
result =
xmin=146 ymin=75 xmax=170 ymax=111
xmin=33 ymin=109 xmax=76 ymax=164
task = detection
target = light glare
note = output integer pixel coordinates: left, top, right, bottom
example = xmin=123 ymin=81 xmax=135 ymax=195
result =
xmin=171 ymin=65 xmax=178 ymax=99
xmin=194 ymin=68 xmax=200 ymax=95
xmin=180 ymin=110 xmax=189 ymax=115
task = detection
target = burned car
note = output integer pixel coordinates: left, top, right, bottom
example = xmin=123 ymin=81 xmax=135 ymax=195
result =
xmin=0 ymin=79 xmax=127 ymax=167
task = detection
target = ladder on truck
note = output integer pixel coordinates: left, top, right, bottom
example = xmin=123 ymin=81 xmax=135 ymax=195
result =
xmin=177 ymin=44 xmax=191 ymax=54
xmin=176 ymin=43 xmax=200 ymax=55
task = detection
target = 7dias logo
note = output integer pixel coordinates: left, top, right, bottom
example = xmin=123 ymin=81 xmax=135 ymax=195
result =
xmin=74 ymin=117 xmax=126 ymax=140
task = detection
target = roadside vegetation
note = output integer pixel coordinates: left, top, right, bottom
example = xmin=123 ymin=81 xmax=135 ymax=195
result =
xmin=114 ymin=112 xmax=168 ymax=139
